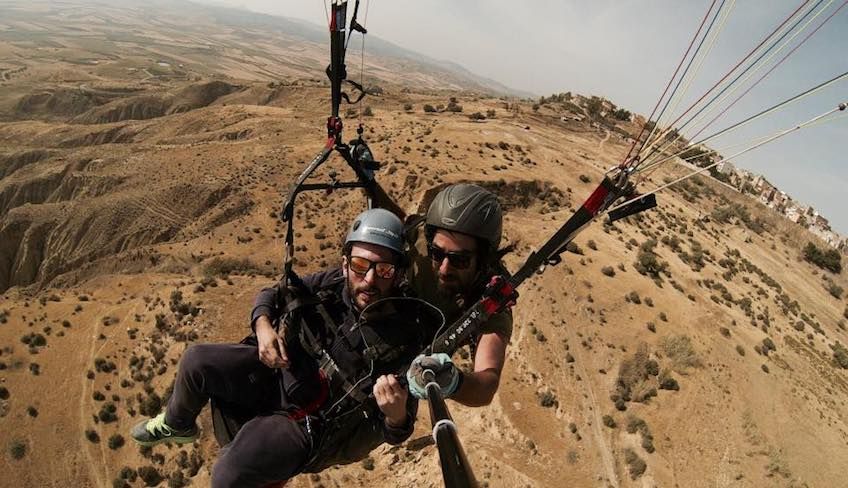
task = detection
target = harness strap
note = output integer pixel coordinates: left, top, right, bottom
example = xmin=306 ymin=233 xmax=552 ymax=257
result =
xmin=287 ymin=370 xmax=330 ymax=421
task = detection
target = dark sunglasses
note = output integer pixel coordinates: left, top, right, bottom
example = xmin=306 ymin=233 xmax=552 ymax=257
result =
xmin=427 ymin=243 xmax=474 ymax=270
xmin=347 ymin=255 xmax=397 ymax=280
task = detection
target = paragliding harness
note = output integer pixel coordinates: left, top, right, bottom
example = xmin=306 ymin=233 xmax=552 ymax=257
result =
xmin=211 ymin=272 xmax=443 ymax=471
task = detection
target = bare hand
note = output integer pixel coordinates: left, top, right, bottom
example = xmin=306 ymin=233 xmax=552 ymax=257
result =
xmin=255 ymin=316 xmax=289 ymax=369
xmin=373 ymin=375 xmax=408 ymax=427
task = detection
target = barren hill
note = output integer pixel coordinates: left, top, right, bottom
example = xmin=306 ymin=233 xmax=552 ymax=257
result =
xmin=1 ymin=2 xmax=847 ymax=488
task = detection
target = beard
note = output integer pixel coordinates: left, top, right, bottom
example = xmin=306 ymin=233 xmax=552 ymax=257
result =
xmin=436 ymin=271 xmax=465 ymax=301
xmin=348 ymin=276 xmax=382 ymax=310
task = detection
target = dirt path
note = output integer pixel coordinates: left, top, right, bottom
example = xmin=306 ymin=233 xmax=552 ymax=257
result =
xmin=598 ymin=127 xmax=611 ymax=150
xmin=563 ymin=305 xmax=620 ymax=487
xmin=77 ymin=303 xmax=133 ymax=487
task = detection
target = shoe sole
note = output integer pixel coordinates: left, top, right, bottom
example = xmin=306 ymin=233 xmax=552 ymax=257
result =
xmin=132 ymin=435 xmax=197 ymax=447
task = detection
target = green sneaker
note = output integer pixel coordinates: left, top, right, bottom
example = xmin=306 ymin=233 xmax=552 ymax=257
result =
xmin=131 ymin=412 xmax=198 ymax=446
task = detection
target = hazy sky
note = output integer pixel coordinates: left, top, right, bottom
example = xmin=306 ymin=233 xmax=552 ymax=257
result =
xmin=201 ymin=0 xmax=847 ymax=235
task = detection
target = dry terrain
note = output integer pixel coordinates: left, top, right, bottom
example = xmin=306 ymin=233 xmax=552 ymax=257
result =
xmin=1 ymin=2 xmax=847 ymax=488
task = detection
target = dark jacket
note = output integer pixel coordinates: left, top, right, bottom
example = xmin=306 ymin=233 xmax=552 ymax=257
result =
xmin=251 ymin=268 xmax=422 ymax=471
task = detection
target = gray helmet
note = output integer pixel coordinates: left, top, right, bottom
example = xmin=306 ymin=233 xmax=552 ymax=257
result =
xmin=425 ymin=183 xmax=503 ymax=252
xmin=345 ymin=208 xmax=405 ymax=255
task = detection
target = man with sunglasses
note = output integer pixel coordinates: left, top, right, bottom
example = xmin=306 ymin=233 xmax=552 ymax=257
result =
xmin=404 ymin=183 xmax=512 ymax=407
xmin=131 ymin=209 xmax=427 ymax=487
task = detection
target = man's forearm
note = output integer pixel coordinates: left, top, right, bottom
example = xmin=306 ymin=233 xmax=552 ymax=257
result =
xmin=449 ymin=369 xmax=500 ymax=407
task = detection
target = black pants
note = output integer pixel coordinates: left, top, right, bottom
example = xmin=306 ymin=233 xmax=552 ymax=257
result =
xmin=165 ymin=344 xmax=311 ymax=487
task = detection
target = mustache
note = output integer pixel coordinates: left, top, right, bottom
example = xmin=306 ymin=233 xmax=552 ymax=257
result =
xmin=353 ymin=282 xmax=378 ymax=294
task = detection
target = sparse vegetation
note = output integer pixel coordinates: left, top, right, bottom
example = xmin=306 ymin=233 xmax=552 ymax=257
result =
xmin=203 ymin=257 xmax=260 ymax=277
xmin=659 ymin=335 xmax=700 ymax=371
xmin=803 ymin=242 xmax=841 ymax=273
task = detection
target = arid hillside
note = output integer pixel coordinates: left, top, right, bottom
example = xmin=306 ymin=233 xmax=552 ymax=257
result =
xmin=1 ymin=2 xmax=848 ymax=488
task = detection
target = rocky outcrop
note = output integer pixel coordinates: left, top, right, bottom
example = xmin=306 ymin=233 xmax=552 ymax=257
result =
xmin=0 ymin=149 xmax=57 ymax=179
xmin=0 ymin=181 xmax=249 ymax=292
xmin=72 ymin=95 xmax=170 ymax=124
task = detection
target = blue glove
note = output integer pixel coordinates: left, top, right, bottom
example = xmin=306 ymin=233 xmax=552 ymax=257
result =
xmin=406 ymin=353 xmax=462 ymax=399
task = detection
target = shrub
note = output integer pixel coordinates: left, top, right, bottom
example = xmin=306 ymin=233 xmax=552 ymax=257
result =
xmin=203 ymin=257 xmax=259 ymax=277
xmin=468 ymin=111 xmax=486 ymax=120
xmin=736 ymin=345 xmax=746 ymax=356
xmin=579 ymin=174 xmax=591 ymax=183
xmin=826 ymin=281 xmax=843 ymax=299
xmin=446 ymin=101 xmax=463 ymax=112
xmin=601 ymin=266 xmax=616 ymax=277
xmin=423 ymin=104 xmax=436 ymax=113
xmin=0 ymin=387 xmax=9 ymax=400
xmin=659 ymin=376 xmax=679 ymax=391
xmin=98 ymin=403 xmax=118 ymax=423
xmin=361 ymin=456 xmax=375 ymax=470
xmin=635 ymin=240 xmax=667 ymax=279
xmin=803 ymin=242 xmax=841 ymax=273
xmin=659 ymin=335 xmax=700 ymax=371
xmin=137 ymin=466 xmax=163 ymax=487
xmin=762 ymin=337 xmax=776 ymax=353
xmin=624 ymin=448 xmax=647 ymax=479
xmin=108 ymin=434 xmax=125 ymax=450
xmin=602 ymin=415 xmax=616 ymax=428
xmin=403 ymin=103 xmax=413 ymax=111
xmin=9 ymin=440 xmax=26 ymax=460
xmin=615 ymin=344 xmax=657 ymax=404
xmin=832 ymin=342 xmax=848 ymax=369
xmin=362 ymin=106 xmax=373 ymax=116
xmin=719 ymin=327 xmax=731 ymax=338
xmin=168 ymin=470 xmax=188 ymax=488
xmin=538 ymin=390 xmax=558 ymax=408
xmin=85 ymin=429 xmax=100 ymax=443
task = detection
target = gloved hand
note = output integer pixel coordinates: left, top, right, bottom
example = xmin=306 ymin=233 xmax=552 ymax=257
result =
xmin=406 ymin=353 xmax=462 ymax=399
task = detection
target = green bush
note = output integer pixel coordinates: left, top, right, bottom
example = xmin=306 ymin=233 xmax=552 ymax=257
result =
xmin=635 ymin=239 xmax=667 ymax=278
xmin=803 ymin=242 xmax=841 ymax=273
xmin=832 ymin=342 xmax=848 ymax=369
xmin=203 ymin=257 xmax=260 ymax=277
xmin=9 ymin=440 xmax=26 ymax=460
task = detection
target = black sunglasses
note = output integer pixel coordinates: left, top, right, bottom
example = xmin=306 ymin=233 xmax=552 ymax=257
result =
xmin=427 ymin=243 xmax=474 ymax=270
xmin=347 ymin=255 xmax=397 ymax=279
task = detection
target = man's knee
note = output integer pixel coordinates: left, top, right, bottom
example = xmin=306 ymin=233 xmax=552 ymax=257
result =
xmin=211 ymin=415 xmax=309 ymax=487
xmin=180 ymin=344 xmax=221 ymax=374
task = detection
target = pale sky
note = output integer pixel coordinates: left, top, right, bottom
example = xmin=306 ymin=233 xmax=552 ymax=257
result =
xmin=200 ymin=0 xmax=847 ymax=235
